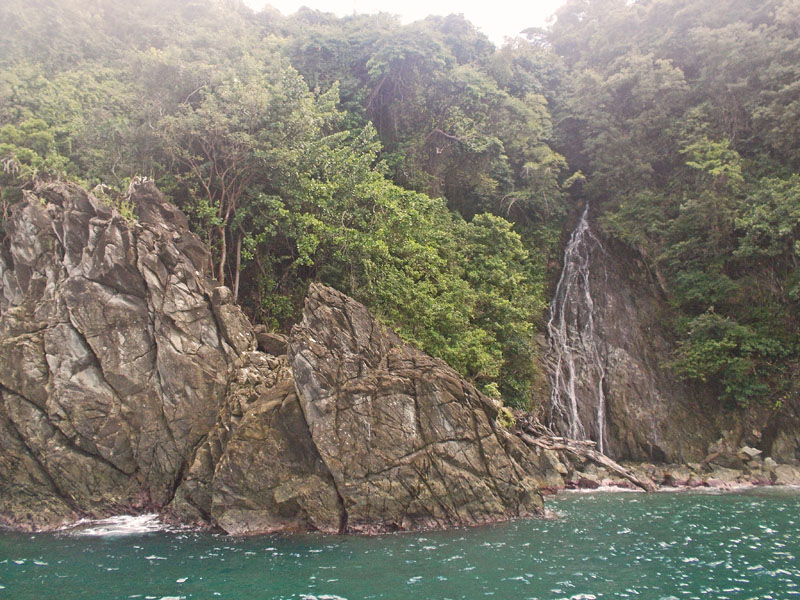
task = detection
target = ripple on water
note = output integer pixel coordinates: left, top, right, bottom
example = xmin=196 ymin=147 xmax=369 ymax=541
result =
xmin=0 ymin=489 xmax=799 ymax=600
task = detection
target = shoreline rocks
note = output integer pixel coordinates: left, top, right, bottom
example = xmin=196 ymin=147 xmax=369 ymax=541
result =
xmin=288 ymin=284 xmax=544 ymax=533
xmin=541 ymin=455 xmax=800 ymax=494
xmin=0 ymin=182 xmax=546 ymax=533
xmin=519 ymin=419 xmax=800 ymax=494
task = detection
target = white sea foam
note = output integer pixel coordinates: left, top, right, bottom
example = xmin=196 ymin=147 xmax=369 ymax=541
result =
xmin=68 ymin=514 xmax=167 ymax=536
xmin=561 ymin=486 xmax=644 ymax=494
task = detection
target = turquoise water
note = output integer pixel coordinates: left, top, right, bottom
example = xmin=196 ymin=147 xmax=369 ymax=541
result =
xmin=1 ymin=488 xmax=799 ymax=600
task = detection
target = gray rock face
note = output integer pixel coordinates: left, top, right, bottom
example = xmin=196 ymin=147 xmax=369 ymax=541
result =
xmin=0 ymin=181 xmax=251 ymax=528
xmin=545 ymin=212 xmax=800 ymax=465
xmin=614 ymin=257 xmax=800 ymax=465
xmin=289 ymin=284 xmax=543 ymax=533
xmin=0 ymin=182 xmax=545 ymax=532
xmin=552 ymin=230 xmax=721 ymax=462
xmin=254 ymin=325 xmax=288 ymax=356
xmin=548 ymin=219 xmax=798 ymax=463
xmin=170 ymin=351 xmax=344 ymax=534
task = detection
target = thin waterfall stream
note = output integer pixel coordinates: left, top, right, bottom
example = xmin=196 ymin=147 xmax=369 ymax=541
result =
xmin=546 ymin=203 xmax=608 ymax=454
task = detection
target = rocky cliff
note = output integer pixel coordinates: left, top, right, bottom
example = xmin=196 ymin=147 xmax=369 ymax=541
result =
xmin=545 ymin=206 xmax=800 ymax=465
xmin=0 ymin=181 xmax=545 ymax=532
xmin=289 ymin=285 xmax=542 ymax=532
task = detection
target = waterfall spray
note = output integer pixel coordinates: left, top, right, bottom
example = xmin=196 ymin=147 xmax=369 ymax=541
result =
xmin=546 ymin=203 xmax=608 ymax=454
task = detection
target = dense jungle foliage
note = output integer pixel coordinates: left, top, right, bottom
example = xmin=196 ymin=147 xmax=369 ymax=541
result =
xmin=547 ymin=0 xmax=800 ymax=406
xmin=1 ymin=0 xmax=798 ymax=408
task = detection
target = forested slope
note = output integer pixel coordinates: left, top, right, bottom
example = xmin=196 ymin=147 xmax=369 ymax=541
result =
xmin=1 ymin=0 xmax=798 ymax=416
xmin=0 ymin=0 xmax=567 ymax=406
xmin=546 ymin=0 xmax=800 ymax=407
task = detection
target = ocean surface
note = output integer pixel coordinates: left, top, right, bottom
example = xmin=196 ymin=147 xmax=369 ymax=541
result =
xmin=1 ymin=488 xmax=798 ymax=600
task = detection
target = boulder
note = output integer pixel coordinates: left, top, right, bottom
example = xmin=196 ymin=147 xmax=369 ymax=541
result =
xmin=663 ymin=465 xmax=692 ymax=486
xmin=577 ymin=476 xmax=601 ymax=489
xmin=763 ymin=457 xmax=779 ymax=472
xmin=705 ymin=478 xmax=731 ymax=489
xmin=687 ymin=475 xmax=706 ymax=488
xmin=210 ymin=286 xmax=257 ymax=355
xmin=745 ymin=455 xmax=763 ymax=471
xmin=707 ymin=452 xmax=746 ymax=471
xmin=542 ymin=448 xmax=569 ymax=475
xmin=631 ymin=463 xmax=665 ymax=486
xmin=254 ymin=326 xmax=288 ymax=356
xmin=707 ymin=466 xmax=743 ymax=486
xmin=737 ymin=446 xmax=762 ymax=461
xmin=772 ymin=464 xmax=800 ymax=485
xmin=749 ymin=473 xmax=772 ymax=486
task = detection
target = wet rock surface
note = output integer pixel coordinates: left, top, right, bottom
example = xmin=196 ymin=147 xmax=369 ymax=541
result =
xmin=0 ymin=183 xmax=545 ymax=532
xmin=546 ymin=210 xmax=800 ymax=466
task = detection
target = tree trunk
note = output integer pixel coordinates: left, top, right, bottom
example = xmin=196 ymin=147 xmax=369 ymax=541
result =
xmin=517 ymin=426 xmax=657 ymax=493
xmin=217 ymin=224 xmax=227 ymax=286
xmin=233 ymin=233 xmax=242 ymax=302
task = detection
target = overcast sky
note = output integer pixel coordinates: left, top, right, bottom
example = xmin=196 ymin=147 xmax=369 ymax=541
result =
xmin=242 ymin=0 xmax=567 ymax=44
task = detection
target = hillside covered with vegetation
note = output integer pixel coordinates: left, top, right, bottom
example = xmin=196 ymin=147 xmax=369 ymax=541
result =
xmin=1 ymin=0 xmax=798 ymax=410
xmin=547 ymin=0 xmax=800 ymax=406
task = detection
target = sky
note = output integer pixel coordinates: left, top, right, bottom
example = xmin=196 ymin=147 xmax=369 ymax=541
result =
xmin=242 ymin=0 xmax=568 ymax=45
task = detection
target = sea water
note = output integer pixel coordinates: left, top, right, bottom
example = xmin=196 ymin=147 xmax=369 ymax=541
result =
xmin=1 ymin=488 xmax=798 ymax=599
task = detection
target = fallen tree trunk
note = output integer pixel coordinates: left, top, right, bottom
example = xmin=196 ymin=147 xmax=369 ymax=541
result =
xmin=517 ymin=422 xmax=657 ymax=493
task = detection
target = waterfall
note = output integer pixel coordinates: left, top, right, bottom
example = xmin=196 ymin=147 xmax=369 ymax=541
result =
xmin=546 ymin=203 xmax=608 ymax=454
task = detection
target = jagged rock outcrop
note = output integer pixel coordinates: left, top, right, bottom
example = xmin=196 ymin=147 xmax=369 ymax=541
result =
xmin=289 ymin=284 xmax=543 ymax=532
xmin=0 ymin=181 xmax=545 ymax=532
xmin=173 ymin=283 xmax=546 ymax=534
xmin=0 ymin=181 xmax=254 ymax=529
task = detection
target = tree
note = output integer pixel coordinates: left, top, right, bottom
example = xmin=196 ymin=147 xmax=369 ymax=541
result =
xmin=159 ymin=61 xmax=340 ymax=296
